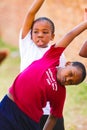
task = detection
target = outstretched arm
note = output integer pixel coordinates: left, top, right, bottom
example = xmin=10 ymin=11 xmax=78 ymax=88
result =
xmin=22 ymin=0 xmax=45 ymax=39
xmin=79 ymin=40 xmax=87 ymax=58
xmin=55 ymin=21 xmax=87 ymax=48
xmin=79 ymin=8 xmax=87 ymax=58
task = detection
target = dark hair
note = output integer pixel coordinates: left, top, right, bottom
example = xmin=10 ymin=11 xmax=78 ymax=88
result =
xmin=72 ymin=61 xmax=86 ymax=83
xmin=31 ymin=17 xmax=55 ymax=34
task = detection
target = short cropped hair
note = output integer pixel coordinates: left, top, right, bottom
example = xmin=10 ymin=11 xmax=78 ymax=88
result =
xmin=72 ymin=61 xmax=86 ymax=83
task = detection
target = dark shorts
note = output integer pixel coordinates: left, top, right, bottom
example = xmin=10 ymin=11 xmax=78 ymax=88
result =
xmin=40 ymin=115 xmax=65 ymax=130
xmin=0 ymin=95 xmax=40 ymax=130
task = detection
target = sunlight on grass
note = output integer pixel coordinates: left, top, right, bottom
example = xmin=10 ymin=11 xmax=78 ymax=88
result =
xmin=64 ymin=82 xmax=87 ymax=130
xmin=0 ymin=39 xmax=20 ymax=100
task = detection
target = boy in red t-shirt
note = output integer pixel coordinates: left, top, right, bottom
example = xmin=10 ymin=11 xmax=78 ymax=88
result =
xmin=0 ymin=12 xmax=87 ymax=130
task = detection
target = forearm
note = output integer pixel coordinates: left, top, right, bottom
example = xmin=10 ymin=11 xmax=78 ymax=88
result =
xmin=79 ymin=8 xmax=87 ymax=57
xmin=79 ymin=40 xmax=87 ymax=57
xmin=22 ymin=0 xmax=45 ymax=38
xmin=55 ymin=21 xmax=87 ymax=48
xmin=43 ymin=114 xmax=57 ymax=130
xmin=29 ymin=0 xmax=45 ymax=14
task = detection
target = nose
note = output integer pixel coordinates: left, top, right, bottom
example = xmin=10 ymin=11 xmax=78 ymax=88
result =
xmin=38 ymin=32 xmax=43 ymax=37
xmin=66 ymin=77 xmax=73 ymax=84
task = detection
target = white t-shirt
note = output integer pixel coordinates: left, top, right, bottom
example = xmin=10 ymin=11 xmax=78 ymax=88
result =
xmin=19 ymin=30 xmax=66 ymax=114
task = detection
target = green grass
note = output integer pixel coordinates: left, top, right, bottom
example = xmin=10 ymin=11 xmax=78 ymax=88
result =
xmin=0 ymin=39 xmax=87 ymax=130
xmin=64 ymin=82 xmax=87 ymax=130
xmin=65 ymin=83 xmax=87 ymax=114
xmin=0 ymin=39 xmax=20 ymax=100
xmin=0 ymin=39 xmax=17 ymax=51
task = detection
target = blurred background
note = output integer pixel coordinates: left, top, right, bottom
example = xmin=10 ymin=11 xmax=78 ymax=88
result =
xmin=0 ymin=0 xmax=87 ymax=130
xmin=0 ymin=0 xmax=87 ymax=65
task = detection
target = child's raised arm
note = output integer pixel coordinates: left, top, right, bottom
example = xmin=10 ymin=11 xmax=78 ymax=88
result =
xmin=55 ymin=21 xmax=87 ymax=48
xmin=22 ymin=0 xmax=45 ymax=38
xmin=78 ymin=8 xmax=87 ymax=58
xmin=79 ymin=40 xmax=87 ymax=58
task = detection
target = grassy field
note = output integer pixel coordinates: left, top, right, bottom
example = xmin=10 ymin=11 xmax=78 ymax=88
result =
xmin=64 ymin=82 xmax=87 ymax=130
xmin=0 ymin=39 xmax=20 ymax=99
xmin=0 ymin=39 xmax=87 ymax=130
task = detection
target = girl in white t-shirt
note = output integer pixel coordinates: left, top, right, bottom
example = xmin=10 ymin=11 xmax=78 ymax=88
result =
xmin=19 ymin=0 xmax=66 ymax=130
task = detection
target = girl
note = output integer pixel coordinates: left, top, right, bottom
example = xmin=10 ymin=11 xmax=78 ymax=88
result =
xmin=19 ymin=0 xmax=66 ymax=129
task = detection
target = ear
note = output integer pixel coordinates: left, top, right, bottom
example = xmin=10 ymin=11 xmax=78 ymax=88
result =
xmin=51 ymin=34 xmax=55 ymax=40
xmin=65 ymin=61 xmax=72 ymax=66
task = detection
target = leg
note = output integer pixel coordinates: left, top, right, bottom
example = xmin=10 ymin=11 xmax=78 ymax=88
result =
xmin=53 ymin=117 xmax=65 ymax=130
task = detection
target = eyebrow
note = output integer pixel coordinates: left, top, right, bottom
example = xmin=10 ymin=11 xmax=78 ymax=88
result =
xmin=33 ymin=28 xmax=49 ymax=31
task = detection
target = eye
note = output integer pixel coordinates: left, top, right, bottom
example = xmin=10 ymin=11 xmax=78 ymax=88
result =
xmin=43 ymin=31 xmax=49 ymax=34
xmin=69 ymin=72 xmax=73 ymax=77
xmin=69 ymin=80 xmax=73 ymax=85
xmin=33 ymin=31 xmax=38 ymax=34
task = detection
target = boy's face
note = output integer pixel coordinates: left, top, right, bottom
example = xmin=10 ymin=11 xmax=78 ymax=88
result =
xmin=57 ymin=64 xmax=82 ymax=85
xmin=31 ymin=21 xmax=55 ymax=48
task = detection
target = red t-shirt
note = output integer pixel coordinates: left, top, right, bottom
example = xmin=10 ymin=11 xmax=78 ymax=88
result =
xmin=9 ymin=45 xmax=66 ymax=122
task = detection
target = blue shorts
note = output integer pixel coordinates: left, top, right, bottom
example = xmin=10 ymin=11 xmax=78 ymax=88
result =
xmin=0 ymin=95 xmax=40 ymax=130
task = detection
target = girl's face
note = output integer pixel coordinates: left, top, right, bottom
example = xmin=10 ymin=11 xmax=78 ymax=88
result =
xmin=57 ymin=64 xmax=82 ymax=86
xmin=31 ymin=20 xmax=55 ymax=48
